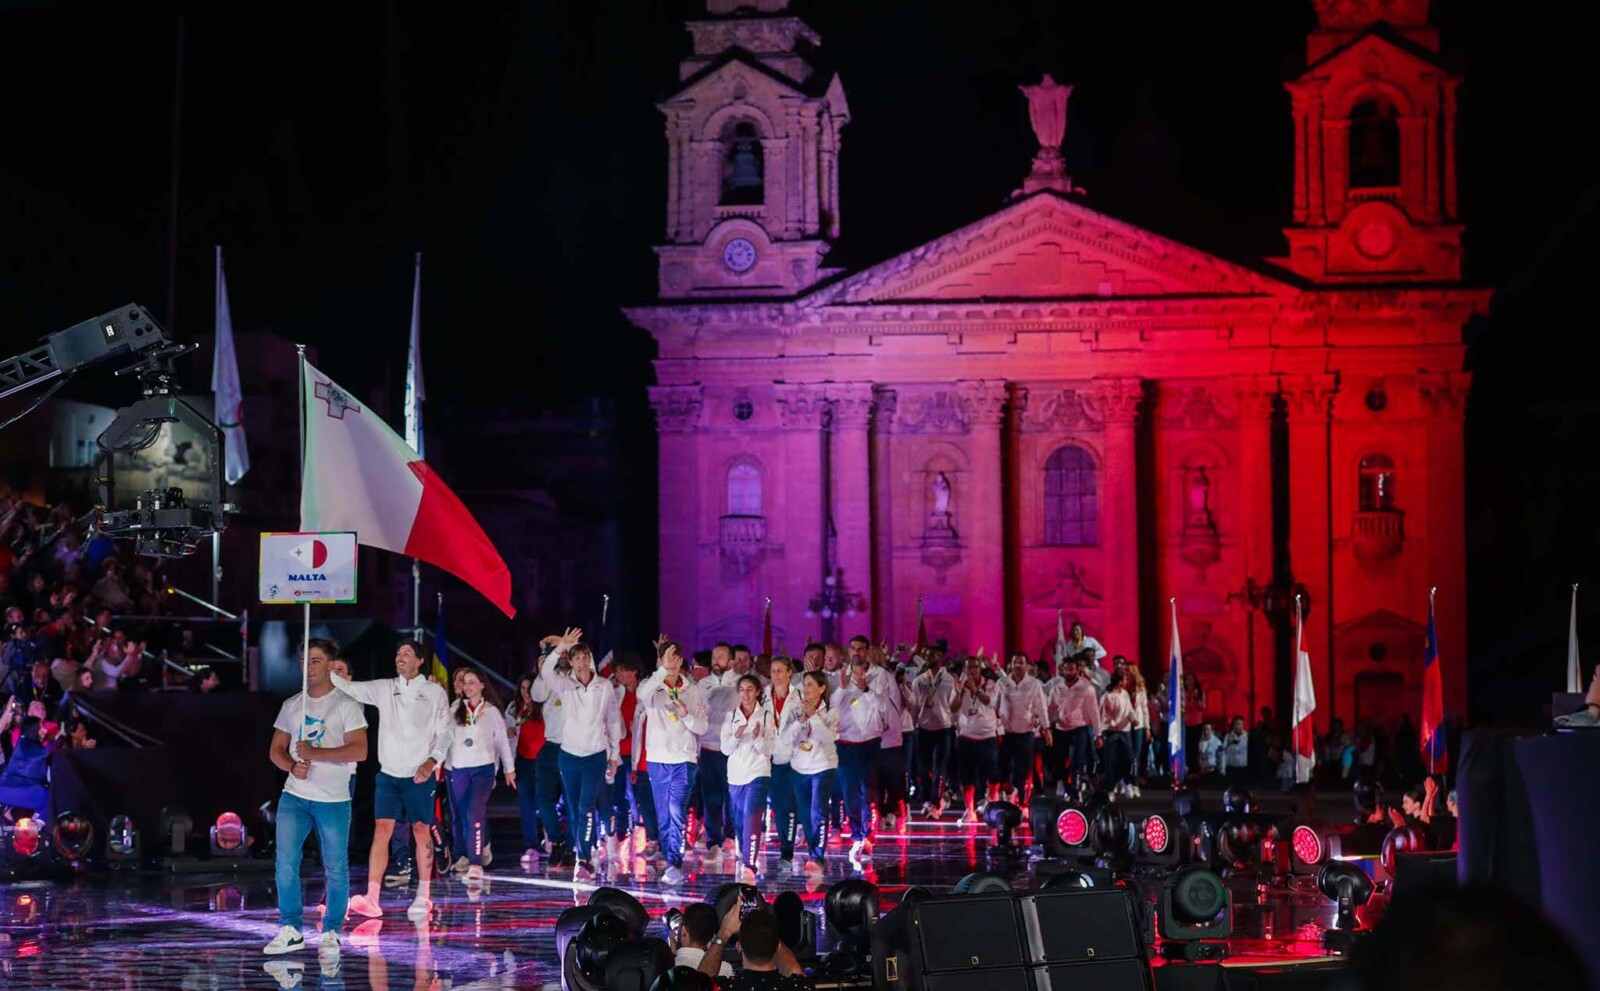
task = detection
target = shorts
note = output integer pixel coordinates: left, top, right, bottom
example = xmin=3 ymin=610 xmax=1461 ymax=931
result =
xmin=374 ymin=772 xmax=436 ymax=825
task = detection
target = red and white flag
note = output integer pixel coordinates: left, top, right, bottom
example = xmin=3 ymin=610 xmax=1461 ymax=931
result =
xmin=1291 ymin=595 xmax=1316 ymax=784
xmin=299 ymin=359 xmax=515 ymax=618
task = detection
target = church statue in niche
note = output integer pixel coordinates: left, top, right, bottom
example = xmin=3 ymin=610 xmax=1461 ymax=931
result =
xmin=1180 ymin=464 xmax=1222 ymax=576
xmin=1186 ymin=466 xmax=1214 ymax=529
xmin=921 ymin=470 xmax=961 ymax=575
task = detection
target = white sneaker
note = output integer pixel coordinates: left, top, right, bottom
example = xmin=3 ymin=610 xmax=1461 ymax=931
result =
xmin=318 ymin=931 xmax=341 ymax=960
xmin=263 ymin=925 xmax=305 ymax=955
xmin=346 ymin=894 xmax=383 ymax=919
xmin=738 ymin=865 xmax=760 ymax=885
xmin=804 ymin=859 xmax=824 ymax=876
xmin=574 ymin=861 xmax=596 ymax=882
xmin=406 ymin=898 xmax=431 ymax=920
xmin=465 ymin=865 xmax=485 ymax=885
xmin=882 ymin=813 xmax=897 ymax=831
xmin=483 ymin=844 xmax=493 ymax=867
xmin=661 ymin=865 xmax=686 ymax=886
xmin=722 ymin=837 xmax=737 ymax=853
xmin=957 ymin=810 xmax=978 ymax=826
xmin=521 ymin=847 xmax=541 ymax=866
xmin=790 ymin=856 xmax=806 ymax=875
xmin=1132 ymin=785 xmax=1142 ymax=798
xmin=451 ymin=856 xmax=469 ymax=874
xmin=849 ymin=840 xmax=865 ymax=862
xmin=262 ymin=960 xmax=305 ymax=988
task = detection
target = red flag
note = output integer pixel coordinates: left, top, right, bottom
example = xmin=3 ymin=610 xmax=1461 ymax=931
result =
xmin=761 ymin=597 xmax=773 ymax=656
xmin=1420 ymin=589 xmax=1445 ymax=768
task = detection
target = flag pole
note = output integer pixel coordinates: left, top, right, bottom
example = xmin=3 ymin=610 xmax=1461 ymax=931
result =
xmin=296 ymin=341 xmax=309 ymax=761
xmin=1428 ymin=585 xmax=1437 ymax=777
xmin=1568 ymin=583 xmax=1582 ymax=694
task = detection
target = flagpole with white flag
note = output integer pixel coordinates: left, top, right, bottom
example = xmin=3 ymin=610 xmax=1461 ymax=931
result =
xmin=212 ymin=246 xmax=249 ymax=610
xmin=404 ymin=252 xmax=425 ymax=636
xmin=1291 ymin=594 xmax=1317 ymax=785
xmin=1568 ymin=583 xmax=1582 ymax=694
xmin=1167 ymin=599 xmax=1185 ymax=787
xmin=1054 ymin=608 xmax=1068 ymax=672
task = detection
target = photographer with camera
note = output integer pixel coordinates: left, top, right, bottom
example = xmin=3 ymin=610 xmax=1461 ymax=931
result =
xmin=671 ymin=903 xmax=735 ymax=978
xmin=695 ymin=901 xmax=813 ymax=991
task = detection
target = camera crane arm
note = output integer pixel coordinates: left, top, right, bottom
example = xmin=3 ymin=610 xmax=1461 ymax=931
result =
xmin=0 ymin=304 xmax=172 ymax=404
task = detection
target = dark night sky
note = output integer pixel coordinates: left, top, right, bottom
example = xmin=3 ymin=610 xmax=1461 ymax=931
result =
xmin=0 ymin=1 xmax=1594 ymax=717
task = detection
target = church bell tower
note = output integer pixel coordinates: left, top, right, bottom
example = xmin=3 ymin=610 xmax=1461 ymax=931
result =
xmin=654 ymin=0 xmax=849 ymax=298
xmin=1275 ymin=0 xmax=1464 ymax=283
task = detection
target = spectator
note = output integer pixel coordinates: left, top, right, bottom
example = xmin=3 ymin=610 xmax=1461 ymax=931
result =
xmin=189 ymin=666 xmax=222 ymax=693
xmin=18 ymin=660 xmax=62 ymax=711
xmin=98 ymin=638 xmax=144 ymax=690
xmin=1221 ymin=715 xmax=1250 ymax=785
xmin=90 ymin=560 xmax=133 ymax=613
xmin=1196 ymin=723 xmax=1222 ymax=777
xmin=695 ymin=904 xmax=813 ymax=991
xmin=672 ymin=904 xmax=734 ymax=978
xmin=0 ymin=715 xmax=57 ymax=814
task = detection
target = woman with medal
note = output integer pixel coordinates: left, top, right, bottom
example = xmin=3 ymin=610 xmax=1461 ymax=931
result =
xmin=445 ymin=667 xmax=516 ymax=885
xmin=780 ymin=669 xmax=840 ymax=876
xmin=953 ymin=656 xmax=1002 ymax=826
xmin=638 ymin=639 xmax=709 ymax=886
xmin=766 ymin=655 xmax=802 ymax=875
xmin=721 ymin=674 xmax=774 ymax=884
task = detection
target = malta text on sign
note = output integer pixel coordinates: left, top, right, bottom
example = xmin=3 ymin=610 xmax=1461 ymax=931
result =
xmin=259 ymin=531 xmax=358 ymax=605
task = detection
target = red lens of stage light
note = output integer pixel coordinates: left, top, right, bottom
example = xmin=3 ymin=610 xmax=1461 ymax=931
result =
xmin=13 ymin=817 xmax=41 ymax=857
xmin=1292 ymin=825 xmax=1323 ymax=865
xmin=1144 ymin=815 xmax=1170 ymax=854
xmin=1057 ymin=808 xmax=1089 ymax=847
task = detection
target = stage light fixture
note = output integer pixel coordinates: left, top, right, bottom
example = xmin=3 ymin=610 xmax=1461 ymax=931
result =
xmin=10 ymin=817 xmax=44 ymax=859
xmin=588 ymin=886 xmax=649 ymax=939
xmin=1316 ymin=860 xmax=1375 ymax=954
xmin=1057 ymin=805 xmax=1091 ymax=850
xmin=209 ymin=811 xmax=248 ymax=858
xmin=1137 ymin=813 xmax=1192 ymax=868
xmin=1269 ymin=819 xmax=1342 ymax=877
xmin=106 ymin=815 xmax=141 ymax=865
xmin=1216 ymin=818 xmax=1264 ymax=875
xmin=951 ymin=870 xmax=1012 ymax=895
xmin=51 ymin=812 xmax=94 ymax=868
xmin=1038 ymin=866 xmax=1096 ymax=890
xmin=822 ymin=878 xmax=880 ymax=976
xmin=1090 ymin=801 xmax=1136 ymax=870
xmin=564 ymin=911 xmax=628 ymax=991
xmin=603 ymin=937 xmax=673 ymax=991
xmin=1222 ymin=785 xmax=1254 ymax=813
xmin=772 ymin=890 xmax=818 ymax=961
xmin=556 ymin=906 xmax=608 ymax=977
xmin=983 ymin=799 xmax=1023 ymax=854
xmin=1380 ymin=824 xmax=1427 ymax=878
xmin=1158 ymin=865 xmax=1233 ymax=961
xmin=1351 ymin=779 xmax=1384 ymax=819
xmin=160 ymin=806 xmax=194 ymax=857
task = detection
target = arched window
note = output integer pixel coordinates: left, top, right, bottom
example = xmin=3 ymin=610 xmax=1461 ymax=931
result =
xmin=1348 ymin=97 xmax=1400 ymax=189
xmin=1043 ymin=445 xmax=1098 ymax=546
xmin=727 ymin=461 xmax=762 ymax=516
xmin=1358 ymin=455 xmax=1396 ymax=511
xmin=720 ymin=120 xmax=765 ymax=206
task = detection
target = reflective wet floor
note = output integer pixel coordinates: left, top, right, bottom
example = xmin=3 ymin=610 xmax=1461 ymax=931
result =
xmin=0 ymin=817 xmax=1354 ymax=990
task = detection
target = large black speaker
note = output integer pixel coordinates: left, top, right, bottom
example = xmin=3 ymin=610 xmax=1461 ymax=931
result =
xmin=873 ymin=885 xmax=1152 ymax=991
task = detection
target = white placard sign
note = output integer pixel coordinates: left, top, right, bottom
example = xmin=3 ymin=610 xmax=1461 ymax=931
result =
xmin=259 ymin=531 xmax=358 ymax=605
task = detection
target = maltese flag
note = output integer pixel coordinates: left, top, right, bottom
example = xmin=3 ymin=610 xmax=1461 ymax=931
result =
xmin=290 ymin=538 xmax=330 ymax=571
xmin=299 ymin=360 xmax=514 ymax=618
xmin=1291 ymin=597 xmax=1317 ymax=784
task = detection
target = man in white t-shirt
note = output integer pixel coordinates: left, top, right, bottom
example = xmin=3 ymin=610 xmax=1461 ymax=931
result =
xmin=263 ymin=638 xmax=368 ymax=960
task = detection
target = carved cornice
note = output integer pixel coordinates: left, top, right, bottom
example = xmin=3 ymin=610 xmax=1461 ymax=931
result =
xmin=1281 ymin=374 xmax=1339 ymax=421
xmin=825 ymin=383 xmax=875 ymax=428
xmin=1088 ymin=377 xmax=1144 ymax=427
xmin=648 ymin=384 xmax=705 ymax=433
xmin=958 ymin=380 xmax=1008 ymax=427
xmin=1311 ymin=0 xmax=1429 ymax=30
xmin=1416 ymin=371 xmax=1470 ymax=420
xmin=773 ymin=383 xmax=830 ymax=429
xmin=1232 ymin=375 xmax=1279 ymax=422
xmin=1156 ymin=383 xmax=1239 ymax=430
xmin=893 ymin=388 xmax=970 ymax=435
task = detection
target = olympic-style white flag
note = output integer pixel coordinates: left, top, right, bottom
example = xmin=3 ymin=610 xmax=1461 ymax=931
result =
xmin=403 ymin=252 xmax=425 ymax=458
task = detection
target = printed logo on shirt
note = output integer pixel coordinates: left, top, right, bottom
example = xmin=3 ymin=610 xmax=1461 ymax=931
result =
xmin=303 ymin=712 xmax=329 ymax=746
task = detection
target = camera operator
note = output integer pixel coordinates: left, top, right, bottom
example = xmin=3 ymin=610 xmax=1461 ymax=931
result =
xmin=695 ymin=903 xmax=812 ymax=991
xmin=671 ymin=904 xmax=734 ymax=978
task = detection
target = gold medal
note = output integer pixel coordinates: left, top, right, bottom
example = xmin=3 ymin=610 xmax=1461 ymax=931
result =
xmin=799 ymin=740 xmax=813 ymax=752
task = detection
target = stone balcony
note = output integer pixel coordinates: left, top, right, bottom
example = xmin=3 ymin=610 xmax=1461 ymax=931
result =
xmin=719 ymin=514 xmax=767 ymax=544
xmin=719 ymin=514 xmax=769 ymax=583
xmin=1353 ymin=508 xmax=1404 ymax=562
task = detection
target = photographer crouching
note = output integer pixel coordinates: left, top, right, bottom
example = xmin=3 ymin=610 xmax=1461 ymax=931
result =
xmin=693 ymin=901 xmax=813 ymax=991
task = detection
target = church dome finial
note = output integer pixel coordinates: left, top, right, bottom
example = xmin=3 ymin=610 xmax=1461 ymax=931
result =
xmin=1311 ymin=0 xmax=1429 ymax=30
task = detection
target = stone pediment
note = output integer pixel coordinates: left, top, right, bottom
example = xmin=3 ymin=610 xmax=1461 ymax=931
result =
xmin=808 ymin=192 xmax=1290 ymax=306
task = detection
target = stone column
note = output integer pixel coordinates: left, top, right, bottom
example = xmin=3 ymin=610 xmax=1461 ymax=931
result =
xmin=960 ymin=381 xmax=1008 ymax=654
xmin=870 ymin=388 xmax=897 ymax=643
xmin=1420 ymin=372 xmax=1470 ymax=721
xmin=1092 ymin=378 xmax=1143 ymax=663
xmin=1283 ymin=375 xmax=1337 ymax=733
xmin=649 ymin=385 xmax=704 ymax=645
xmin=829 ymin=384 xmax=875 ymax=643
xmin=1234 ymin=376 xmax=1278 ymax=718
xmin=775 ymin=384 xmax=829 ymax=650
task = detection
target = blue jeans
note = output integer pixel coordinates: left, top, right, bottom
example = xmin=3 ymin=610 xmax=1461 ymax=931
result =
xmin=1062 ymin=726 xmax=1095 ymax=794
xmin=275 ymin=792 xmax=350 ymax=931
xmin=1102 ymin=731 xmax=1131 ymax=791
xmin=610 ymin=756 xmax=658 ymax=841
xmin=1001 ymin=733 xmax=1036 ymax=793
xmin=557 ymin=750 xmax=607 ymax=862
xmin=1128 ymin=729 xmax=1147 ymax=785
xmin=770 ymin=762 xmax=798 ymax=858
xmin=836 ymin=741 xmax=879 ymax=840
xmin=649 ymin=761 xmax=698 ymax=868
xmin=535 ymin=745 xmax=566 ymax=852
xmin=448 ymin=765 xmax=497 ymax=866
xmin=792 ymin=768 xmax=837 ymax=860
xmin=729 ymin=778 xmax=770 ymax=868
xmin=697 ymin=749 xmax=731 ymax=848
xmin=515 ymin=754 xmax=545 ymax=849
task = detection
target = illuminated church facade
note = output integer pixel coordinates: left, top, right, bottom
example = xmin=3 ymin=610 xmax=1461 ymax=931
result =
xmin=626 ymin=0 xmax=1487 ymax=733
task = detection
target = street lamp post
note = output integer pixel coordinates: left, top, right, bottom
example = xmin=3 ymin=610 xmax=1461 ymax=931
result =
xmin=1227 ymin=575 xmax=1311 ymax=724
xmin=806 ymin=568 xmax=865 ymax=646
